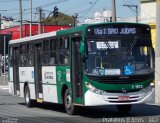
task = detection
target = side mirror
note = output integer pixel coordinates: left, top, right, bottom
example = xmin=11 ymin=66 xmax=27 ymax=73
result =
xmin=80 ymin=41 xmax=85 ymax=55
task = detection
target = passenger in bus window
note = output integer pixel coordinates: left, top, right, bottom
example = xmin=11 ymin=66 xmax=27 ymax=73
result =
xmin=123 ymin=52 xmax=135 ymax=66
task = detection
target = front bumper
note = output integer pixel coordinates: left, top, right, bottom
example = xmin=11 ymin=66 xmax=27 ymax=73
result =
xmin=84 ymin=85 xmax=155 ymax=106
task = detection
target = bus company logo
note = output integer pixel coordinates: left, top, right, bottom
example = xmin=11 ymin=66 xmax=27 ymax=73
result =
xmin=44 ymin=72 xmax=53 ymax=79
xmin=122 ymin=88 xmax=127 ymax=93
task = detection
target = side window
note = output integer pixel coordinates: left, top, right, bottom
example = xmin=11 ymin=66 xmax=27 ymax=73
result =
xmin=49 ymin=38 xmax=58 ymax=65
xmin=42 ymin=37 xmax=69 ymax=66
xmin=43 ymin=40 xmax=49 ymax=52
xmin=58 ymin=37 xmax=69 ymax=65
xmin=43 ymin=40 xmax=50 ymax=65
xmin=20 ymin=44 xmax=27 ymax=66
xmin=50 ymin=38 xmax=57 ymax=51
xmin=27 ymin=43 xmax=34 ymax=66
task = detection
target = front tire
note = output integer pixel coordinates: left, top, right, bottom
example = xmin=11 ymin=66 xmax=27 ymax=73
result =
xmin=116 ymin=105 xmax=132 ymax=114
xmin=24 ymin=85 xmax=34 ymax=107
xmin=64 ymin=89 xmax=77 ymax=115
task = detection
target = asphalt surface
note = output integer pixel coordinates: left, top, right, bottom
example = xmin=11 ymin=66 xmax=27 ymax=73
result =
xmin=0 ymin=88 xmax=160 ymax=123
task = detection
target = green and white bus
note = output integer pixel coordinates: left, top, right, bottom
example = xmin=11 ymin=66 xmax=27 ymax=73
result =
xmin=8 ymin=22 xmax=155 ymax=115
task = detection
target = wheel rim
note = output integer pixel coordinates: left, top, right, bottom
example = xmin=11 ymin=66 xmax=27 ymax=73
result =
xmin=65 ymin=93 xmax=72 ymax=109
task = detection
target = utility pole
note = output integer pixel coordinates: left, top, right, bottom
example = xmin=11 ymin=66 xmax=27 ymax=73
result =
xmin=42 ymin=13 xmax=45 ymax=33
xmin=111 ymin=0 xmax=116 ymax=22
xmin=19 ymin=0 xmax=23 ymax=38
xmin=3 ymin=35 xmax=6 ymax=85
xmin=0 ymin=14 xmax=1 ymax=30
xmin=30 ymin=0 xmax=32 ymax=36
xmin=73 ymin=13 xmax=78 ymax=27
xmin=37 ymin=7 xmax=42 ymax=34
xmin=123 ymin=4 xmax=138 ymax=22
xmin=155 ymin=0 xmax=160 ymax=105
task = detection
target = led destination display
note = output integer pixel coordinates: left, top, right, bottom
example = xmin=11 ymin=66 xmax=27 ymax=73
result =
xmin=94 ymin=27 xmax=136 ymax=35
xmin=87 ymin=24 xmax=150 ymax=36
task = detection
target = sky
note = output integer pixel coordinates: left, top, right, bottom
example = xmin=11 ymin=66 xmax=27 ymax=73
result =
xmin=0 ymin=0 xmax=140 ymax=23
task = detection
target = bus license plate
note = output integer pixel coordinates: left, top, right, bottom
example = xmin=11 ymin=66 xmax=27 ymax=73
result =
xmin=118 ymin=96 xmax=129 ymax=101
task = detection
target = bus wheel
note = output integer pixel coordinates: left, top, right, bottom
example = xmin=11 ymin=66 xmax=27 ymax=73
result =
xmin=116 ymin=105 xmax=132 ymax=114
xmin=64 ymin=89 xmax=77 ymax=115
xmin=24 ymin=85 xmax=34 ymax=108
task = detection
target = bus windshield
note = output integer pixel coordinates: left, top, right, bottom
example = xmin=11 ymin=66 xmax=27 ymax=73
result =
xmin=85 ymin=37 xmax=154 ymax=76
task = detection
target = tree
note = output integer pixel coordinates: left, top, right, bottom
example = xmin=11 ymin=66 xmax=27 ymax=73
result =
xmin=43 ymin=12 xmax=75 ymax=26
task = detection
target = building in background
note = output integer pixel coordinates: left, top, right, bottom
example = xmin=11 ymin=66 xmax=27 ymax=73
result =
xmin=0 ymin=16 xmax=14 ymax=30
xmin=85 ymin=10 xmax=111 ymax=24
xmin=0 ymin=24 xmax=71 ymax=40
xmin=141 ymin=0 xmax=156 ymax=23
xmin=84 ymin=9 xmax=137 ymax=24
xmin=1 ymin=20 xmax=14 ymax=29
xmin=140 ymin=0 xmax=156 ymax=48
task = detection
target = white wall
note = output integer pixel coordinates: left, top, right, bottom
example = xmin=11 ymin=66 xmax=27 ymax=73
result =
xmin=85 ymin=10 xmax=111 ymax=24
xmin=1 ymin=20 xmax=13 ymax=29
xmin=141 ymin=2 xmax=156 ymax=23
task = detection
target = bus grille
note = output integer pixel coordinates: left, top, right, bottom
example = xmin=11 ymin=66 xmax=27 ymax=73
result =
xmin=87 ymin=73 xmax=154 ymax=84
xmin=106 ymin=96 xmax=139 ymax=103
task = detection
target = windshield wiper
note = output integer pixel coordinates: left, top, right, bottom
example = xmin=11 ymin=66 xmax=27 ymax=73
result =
xmin=127 ymin=36 xmax=139 ymax=55
xmin=104 ymin=41 xmax=112 ymax=50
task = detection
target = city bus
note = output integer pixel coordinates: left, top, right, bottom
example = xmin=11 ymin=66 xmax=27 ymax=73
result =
xmin=8 ymin=22 xmax=155 ymax=115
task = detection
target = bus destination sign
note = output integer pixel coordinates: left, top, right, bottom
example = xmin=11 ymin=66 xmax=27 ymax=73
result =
xmin=94 ymin=27 xmax=137 ymax=35
xmin=88 ymin=25 xmax=150 ymax=36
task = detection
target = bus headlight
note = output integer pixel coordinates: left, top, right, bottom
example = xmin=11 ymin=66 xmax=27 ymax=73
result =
xmin=85 ymin=82 xmax=105 ymax=95
xmin=150 ymin=82 xmax=155 ymax=87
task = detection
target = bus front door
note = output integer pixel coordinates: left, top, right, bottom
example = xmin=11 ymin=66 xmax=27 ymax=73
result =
xmin=13 ymin=47 xmax=20 ymax=95
xmin=71 ymin=38 xmax=83 ymax=104
xmin=34 ymin=43 xmax=43 ymax=102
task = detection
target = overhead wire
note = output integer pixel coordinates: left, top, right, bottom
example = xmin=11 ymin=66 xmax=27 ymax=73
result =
xmin=0 ymin=0 xmax=29 ymax=2
xmin=0 ymin=0 xmax=68 ymax=16
xmin=1 ymin=0 xmax=97 ymax=21
xmin=78 ymin=0 xmax=99 ymax=18
xmin=124 ymin=0 xmax=155 ymax=21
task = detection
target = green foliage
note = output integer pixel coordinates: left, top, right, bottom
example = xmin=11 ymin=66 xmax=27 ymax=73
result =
xmin=44 ymin=12 xmax=75 ymax=26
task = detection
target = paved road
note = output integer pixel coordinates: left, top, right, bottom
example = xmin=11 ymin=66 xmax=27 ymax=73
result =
xmin=0 ymin=88 xmax=160 ymax=123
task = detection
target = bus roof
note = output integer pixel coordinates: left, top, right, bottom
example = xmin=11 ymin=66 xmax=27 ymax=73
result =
xmin=56 ymin=22 xmax=150 ymax=36
xmin=9 ymin=31 xmax=57 ymax=45
xmin=9 ymin=22 xmax=150 ymax=45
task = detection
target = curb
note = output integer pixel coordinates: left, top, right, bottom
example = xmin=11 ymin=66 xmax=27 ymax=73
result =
xmin=0 ymin=85 xmax=9 ymax=90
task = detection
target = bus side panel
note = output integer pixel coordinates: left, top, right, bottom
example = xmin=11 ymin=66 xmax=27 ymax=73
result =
xmin=9 ymin=67 xmax=14 ymax=94
xmin=19 ymin=83 xmax=24 ymax=97
xmin=28 ymin=83 xmax=36 ymax=100
xmin=42 ymin=66 xmax=58 ymax=103
xmin=56 ymin=66 xmax=71 ymax=104
xmin=19 ymin=67 xmax=35 ymax=99
xmin=43 ymin=85 xmax=58 ymax=103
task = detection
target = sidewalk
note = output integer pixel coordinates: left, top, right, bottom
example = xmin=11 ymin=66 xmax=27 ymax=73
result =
xmin=0 ymin=74 xmax=9 ymax=89
xmin=0 ymin=73 xmax=8 ymax=86
xmin=0 ymin=85 xmax=9 ymax=89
